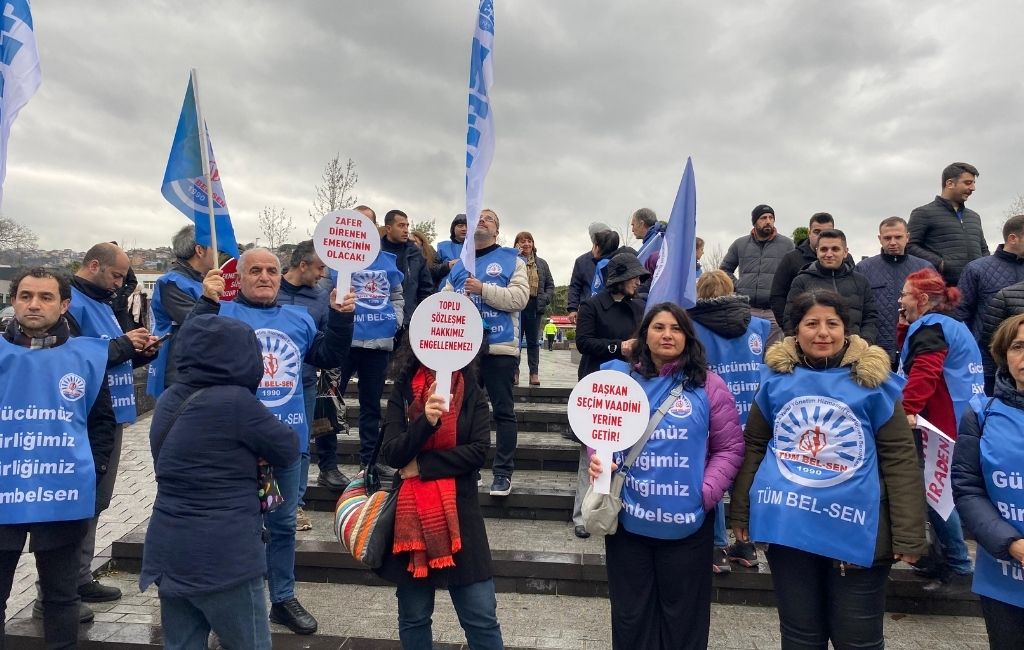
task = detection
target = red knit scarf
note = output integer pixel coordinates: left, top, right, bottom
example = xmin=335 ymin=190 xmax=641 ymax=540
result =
xmin=392 ymin=367 xmax=463 ymax=577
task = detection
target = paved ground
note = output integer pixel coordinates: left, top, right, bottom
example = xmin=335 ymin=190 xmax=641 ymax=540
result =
xmin=4 ymin=349 xmax=995 ymax=648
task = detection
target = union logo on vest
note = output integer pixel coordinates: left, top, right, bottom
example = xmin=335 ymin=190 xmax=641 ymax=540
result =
xmin=773 ymin=396 xmax=866 ymax=488
xmin=255 ymin=329 xmax=301 ymax=408
xmin=668 ymin=395 xmax=693 ymax=418
xmin=354 ymin=270 xmax=390 ymax=311
xmin=485 ymin=262 xmax=502 ymax=277
xmin=748 ymin=333 xmax=763 ymax=356
xmin=59 ymin=374 xmax=87 ymax=402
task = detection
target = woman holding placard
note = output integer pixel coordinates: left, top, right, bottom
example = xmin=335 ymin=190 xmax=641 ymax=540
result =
xmin=375 ymin=337 xmax=504 ymax=649
xmin=730 ymin=290 xmax=926 ymax=650
xmin=953 ymin=313 xmax=1024 ymax=648
xmin=588 ymin=302 xmax=744 ymax=650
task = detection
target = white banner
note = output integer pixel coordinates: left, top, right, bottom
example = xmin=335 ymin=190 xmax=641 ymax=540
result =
xmin=918 ymin=416 xmax=956 ymax=521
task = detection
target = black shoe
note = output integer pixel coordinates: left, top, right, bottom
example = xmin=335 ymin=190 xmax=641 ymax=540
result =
xmin=270 ymin=597 xmax=318 ymax=635
xmin=78 ymin=579 xmax=121 ymax=603
xmin=922 ymin=572 xmax=972 ymax=595
xmin=574 ymin=525 xmax=590 ymax=539
xmin=32 ymin=600 xmax=94 ymax=624
xmin=490 ymin=475 xmax=512 ymax=497
xmin=725 ymin=541 xmax=759 ymax=567
xmin=317 ymin=467 xmax=351 ymax=490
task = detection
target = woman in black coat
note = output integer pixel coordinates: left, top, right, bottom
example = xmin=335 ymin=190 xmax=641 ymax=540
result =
xmin=953 ymin=312 xmax=1024 ymax=649
xmin=376 ymin=340 xmax=504 ymax=649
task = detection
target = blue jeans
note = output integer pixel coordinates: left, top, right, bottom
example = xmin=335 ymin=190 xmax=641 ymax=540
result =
xmin=396 ymin=578 xmax=504 ymax=650
xmin=714 ymin=499 xmax=728 ymax=548
xmin=265 ymin=458 xmax=301 ymax=603
xmin=160 ymin=576 xmax=271 ymax=650
xmin=929 ymin=506 xmax=973 ymax=576
xmin=299 ymin=381 xmax=316 ymax=509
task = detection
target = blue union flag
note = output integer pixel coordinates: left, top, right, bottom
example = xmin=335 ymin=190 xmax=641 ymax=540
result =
xmin=0 ymin=0 xmax=40 ymax=206
xmin=461 ymin=0 xmax=495 ymax=276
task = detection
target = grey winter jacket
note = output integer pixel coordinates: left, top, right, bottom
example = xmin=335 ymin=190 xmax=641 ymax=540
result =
xmin=906 ymin=196 xmax=989 ymax=286
xmin=784 ymin=260 xmax=879 ymax=344
xmin=721 ymin=231 xmax=794 ymax=309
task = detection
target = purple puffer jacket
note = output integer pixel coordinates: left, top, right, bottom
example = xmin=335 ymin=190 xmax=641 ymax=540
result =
xmin=701 ymin=371 xmax=745 ymax=511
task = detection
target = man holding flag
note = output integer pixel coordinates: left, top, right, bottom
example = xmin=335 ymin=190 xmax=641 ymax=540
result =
xmin=0 ymin=0 xmax=40 ymax=206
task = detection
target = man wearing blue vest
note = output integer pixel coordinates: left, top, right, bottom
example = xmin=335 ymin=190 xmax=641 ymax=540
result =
xmin=445 ymin=209 xmax=529 ymax=496
xmin=195 ymin=247 xmax=355 ymax=635
xmin=66 ymin=242 xmax=158 ymax=607
xmin=1 ymin=268 xmax=116 ymax=645
xmin=147 ymin=225 xmax=216 ymax=398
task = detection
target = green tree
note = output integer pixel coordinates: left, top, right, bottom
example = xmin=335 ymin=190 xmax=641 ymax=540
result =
xmin=411 ymin=218 xmax=437 ymax=243
xmin=547 ymin=285 xmax=568 ymax=315
xmin=792 ymin=226 xmax=809 ymax=247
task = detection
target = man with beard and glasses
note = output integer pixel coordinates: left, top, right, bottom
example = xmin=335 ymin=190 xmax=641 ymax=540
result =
xmin=721 ymin=204 xmax=793 ymax=344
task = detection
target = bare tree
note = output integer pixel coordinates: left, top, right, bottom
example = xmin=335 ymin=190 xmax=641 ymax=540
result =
xmin=309 ymin=154 xmax=358 ymax=228
xmin=1005 ymin=194 xmax=1024 ymax=219
xmin=703 ymin=243 xmax=726 ymax=271
xmin=411 ymin=218 xmax=437 ymax=243
xmin=257 ymin=205 xmax=294 ymax=251
xmin=0 ymin=216 xmax=38 ymax=251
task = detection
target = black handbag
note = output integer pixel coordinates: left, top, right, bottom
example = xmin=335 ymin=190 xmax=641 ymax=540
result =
xmin=312 ymin=369 xmax=348 ymax=437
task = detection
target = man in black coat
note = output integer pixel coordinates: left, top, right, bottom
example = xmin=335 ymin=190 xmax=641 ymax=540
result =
xmin=0 ymin=268 xmax=116 ymax=643
xmin=770 ymin=212 xmax=838 ymax=326
xmin=380 ymin=209 xmax=433 ymax=327
xmin=572 ymin=253 xmax=649 ymax=538
xmin=783 ymin=229 xmax=879 ymax=343
xmin=566 ymin=221 xmax=612 ymax=322
xmin=907 ymin=162 xmax=989 ymax=286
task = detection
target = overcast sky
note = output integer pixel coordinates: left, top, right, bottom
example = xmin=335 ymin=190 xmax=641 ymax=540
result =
xmin=6 ymin=1 xmax=1023 ymax=285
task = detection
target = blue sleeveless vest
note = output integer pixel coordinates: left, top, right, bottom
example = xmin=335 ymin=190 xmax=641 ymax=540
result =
xmin=448 ymin=247 xmax=519 ymax=345
xmin=338 ymin=252 xmax=404 ymax=343
xmin=748 ymin=365 xmax=904 ymax=566
xmin=147 ymin=271 xmax=204 ymax=397
xmin=68 ymin=287 xmax=137 ymax=424
xmin=436 ymin=240 xmax=463 ymax=286
xmin=692 ymin=316 xmax=769 ymax=427
xmin=591 ymin=259 xmax=609 ymax=297
xmin=603 ymin=360 xmax=708 ymax=540
xmin=0 ymin=337 xmax=106 ymax=524
xmin=899 ymin=312 xmax=984 ymax=429
xmin=971 ymin=396 xmax=1024 ymax=607
xmin=219 ymin=302 xmax=316 ymax=453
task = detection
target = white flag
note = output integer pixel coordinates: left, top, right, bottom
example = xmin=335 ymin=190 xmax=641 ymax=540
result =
xmin=0 ymin=0 xmax=40 ymax=206
xmin=918 ymin=416 xmax=956 ymax=521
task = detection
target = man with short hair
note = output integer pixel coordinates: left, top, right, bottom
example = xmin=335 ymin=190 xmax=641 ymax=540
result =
xmin=770 ymin=212 xmax=838 ymax=326
xmin=0 ymin=268 xmax=116 ymax=646
xmin=381 ymin=209 xmax=433 ymax=326
xmin=907 ymin=162 xmax=988 ymax=286
xmin=445 ymin=209 xmax=529 ymax=496
xmin=630 ymin=207 xmax=665 ymax=270
xmin=721 ymin=204 xmax=794 ymax=343
xmin=195 ymin=248 xmax=355 ymax=636
xmin=954 ymin=214 xmax=1024 ymax=337
xmin=354 ymin=204 xmax=376 ymax=225
xmin=855 ymin=217 xmax=932 ymax=367
xmin=148 ymin=225 xmax=216 ymax=397
xmin=277 ymin=240 xmax=332 ymax=531
xmin=784 ymin=229 xmax=879 ymax=343
xmin=66 ymin=242 xmax=158 ymax=608
xmin=566 ymin=222 xmax=613 ymax=323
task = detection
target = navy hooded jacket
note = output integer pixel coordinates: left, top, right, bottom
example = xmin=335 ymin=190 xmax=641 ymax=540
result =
xmin=140 ymin=314 xmax=298 ymax=597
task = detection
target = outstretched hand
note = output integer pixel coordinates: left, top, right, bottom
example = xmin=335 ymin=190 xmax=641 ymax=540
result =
xmin=202 ymin=269 xmax=225 ymax=301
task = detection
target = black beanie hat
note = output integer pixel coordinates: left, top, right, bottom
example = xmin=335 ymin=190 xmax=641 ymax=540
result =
xmin=751 ymin=204 xmax=774 ymax=224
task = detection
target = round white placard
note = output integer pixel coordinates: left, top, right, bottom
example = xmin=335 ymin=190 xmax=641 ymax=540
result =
xmin=312 ymin=209 xmax=381 ymax=297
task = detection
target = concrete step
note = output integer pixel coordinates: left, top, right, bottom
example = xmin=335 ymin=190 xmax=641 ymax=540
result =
xmin=311 ymin=430 xmax=582 ymax=473
xmin=302 ymin=467 xmax=577 ymax=520
xmin=110 ymin=512 xmax=982 ymax=618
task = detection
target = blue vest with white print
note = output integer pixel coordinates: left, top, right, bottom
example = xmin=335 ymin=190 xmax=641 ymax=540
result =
xmin=68 ymin=287 xmax=136 ymax=424
xmin=693 ymin=316 xmax=769 ymax=427
xmin=603 ymin=360 xmax=707 ymax=540
xmin=748 ymin=365 xmax=904 ymax=566
xmin=331 ymin=252 xmax=404 ymax=343
xmin=146 ymin=271 xmax=204 ymax=398
xmin=448 ymin=247 xmax=519 ymax=345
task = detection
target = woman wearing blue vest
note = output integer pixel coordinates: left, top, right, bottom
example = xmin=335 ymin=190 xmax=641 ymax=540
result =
xmin=688 ymin=270 xmax=770 ymax=573
xmin=731 ymin=290 xmax=926 ymax=650
xmin=953 ymin=313 xmax=1024 ymax=648
xmin=897 ymin=267 xmax=983 ymax=593
xmin=588 ymin=302 xmax=744 ymax=649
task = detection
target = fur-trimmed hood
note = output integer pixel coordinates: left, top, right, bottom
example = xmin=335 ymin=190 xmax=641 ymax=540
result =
xmin=764 ymin=334 xmax=891 ymax=388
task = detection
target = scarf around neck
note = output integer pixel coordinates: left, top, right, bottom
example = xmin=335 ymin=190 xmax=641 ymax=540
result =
xmin=4 ymin=316 xmax=71 ymax=350
xmin=392 ymin=366 xmax=465 ymax=577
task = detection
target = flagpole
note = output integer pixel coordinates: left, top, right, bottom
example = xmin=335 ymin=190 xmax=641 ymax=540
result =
xmin=190 ymin=68 xmax=219 ymax=270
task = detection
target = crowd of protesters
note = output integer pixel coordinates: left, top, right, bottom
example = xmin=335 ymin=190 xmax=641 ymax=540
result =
xmin=1 ymin=160 xmax=1022 ymax=649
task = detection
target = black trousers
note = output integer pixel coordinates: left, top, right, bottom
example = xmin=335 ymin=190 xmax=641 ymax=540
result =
xmin=518 ymin=296 xmax=540 ymax=374
xmin=980 ymin=596 xmax=1024 ymax=650
xmin=766 ymin=544 xmax=890 ymax=650
xmin=480 ymin=354 xmax=518 ymax=478
xmin=604 ymin=516 xmax=714 ymax=650
xmin=0 ymin=535 xmax=84 ymax=650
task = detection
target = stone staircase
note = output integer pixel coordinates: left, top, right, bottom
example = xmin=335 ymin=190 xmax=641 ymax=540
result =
xmin=5 ymin=376 xmax=984 ymax=649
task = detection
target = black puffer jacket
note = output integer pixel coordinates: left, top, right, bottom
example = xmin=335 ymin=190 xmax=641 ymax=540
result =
xmin=906 ymin=196 xmax=989 ymax=286
xmin=689 ymin=294 xmax=752 ymax=339
xmin=784 ymin=260 xmax=879 ymax=343
xmin=952 ymin=371 xmax=1024 ymax=563
xmin=979 ymin=279 xmax=1024 ymax=393
xmin=953 ymin=245 xmax=1024 ymax=337
xmin=770 ymin=240 xmax=816 ymax=325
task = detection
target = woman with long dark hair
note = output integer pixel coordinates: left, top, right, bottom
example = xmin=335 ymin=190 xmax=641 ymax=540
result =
xmin=374 ymin=336 xmax=503 ymax=649
xmin=513 ymin=231 xmax=554 ymax=386
xmin=588 ymin=302 xmax=743 ymax=649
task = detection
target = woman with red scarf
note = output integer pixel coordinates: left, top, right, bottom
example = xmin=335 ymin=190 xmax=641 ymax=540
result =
xmin=376 ymin=340 xmax=504 ymax=649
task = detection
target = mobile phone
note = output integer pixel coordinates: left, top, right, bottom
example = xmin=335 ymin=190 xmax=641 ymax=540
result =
xmin=142 ymin=332 xmax=172 ymax=353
